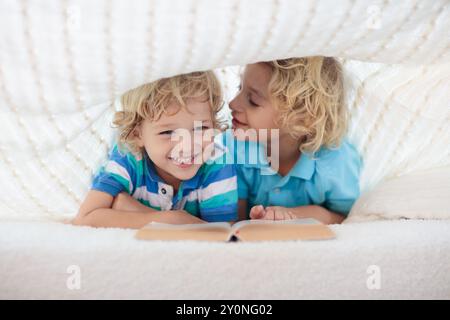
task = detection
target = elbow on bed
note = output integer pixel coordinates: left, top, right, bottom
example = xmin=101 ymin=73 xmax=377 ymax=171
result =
xmin=71 ymin=209 xmax=98 ymax=228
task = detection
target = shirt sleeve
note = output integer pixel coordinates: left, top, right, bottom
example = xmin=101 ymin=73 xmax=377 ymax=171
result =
xmin=198 ymin=163 xmax=238 ymax=222
xmin=91 ymin=144 xmax=137 ymax=197
xmin=319 ymin=141 xmax=362 ymax=216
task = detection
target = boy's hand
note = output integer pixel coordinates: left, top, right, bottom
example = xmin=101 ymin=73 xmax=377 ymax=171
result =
xmin=249 ymin=205 xmax=266 ymax=219
xmin=250 ymin=205 xmax=296 ymax=220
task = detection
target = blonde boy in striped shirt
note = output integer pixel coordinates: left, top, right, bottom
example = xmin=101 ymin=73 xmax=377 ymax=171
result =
xmin=73 ymin=71 xmax=237 ymax=229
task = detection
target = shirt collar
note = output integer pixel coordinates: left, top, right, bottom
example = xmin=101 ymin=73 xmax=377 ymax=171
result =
xmin=241 ymin=140 xmax=316 ymax=180
xmin=289 ymin=152 xmax=316 ymax=180
xmin=182 ymin=170 xmax=202 ymax=190
xmin=239 ymin=140 xmax=271 ymax=168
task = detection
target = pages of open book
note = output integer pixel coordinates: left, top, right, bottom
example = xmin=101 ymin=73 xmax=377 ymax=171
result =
xmin=229 ymin=218 xmax=320 ymax=234
xmin=146 ymin=218 xmax=320 ymax=231
xmin=144 ymin=218 xmax=322 ymax=240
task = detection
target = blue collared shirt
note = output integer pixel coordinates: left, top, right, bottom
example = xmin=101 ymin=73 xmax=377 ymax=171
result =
xmin=220 ymin=130 xmax=361 ymax=217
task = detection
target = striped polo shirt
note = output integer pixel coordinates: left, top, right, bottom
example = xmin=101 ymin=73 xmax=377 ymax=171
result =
xmin=91 ymin=141 xmax=238 ymax=222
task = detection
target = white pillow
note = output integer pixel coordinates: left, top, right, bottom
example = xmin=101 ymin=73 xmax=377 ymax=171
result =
xmin=345 ymin=166 xmax=450 ymax=223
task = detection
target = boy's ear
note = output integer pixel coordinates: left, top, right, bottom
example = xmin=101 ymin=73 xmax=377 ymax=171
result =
xmin=132 ymin=124 xmax=145 ymax=148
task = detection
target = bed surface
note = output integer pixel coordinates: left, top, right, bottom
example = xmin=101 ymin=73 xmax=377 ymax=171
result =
xmin=1 ymin=218 xmax=449 ymax=299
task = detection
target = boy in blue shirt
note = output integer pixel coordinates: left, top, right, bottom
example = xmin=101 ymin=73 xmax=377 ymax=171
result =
xmin=228 ymin=57 xmax=361 ymax=224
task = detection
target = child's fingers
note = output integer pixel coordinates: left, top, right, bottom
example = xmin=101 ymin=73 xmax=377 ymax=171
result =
xmin=261 ymin=206 xmax=277 ymax=220
xmin=265 ymin=206 xmax=295 ymax=220
xmin=286 ymin=210 xmax=296 ymax=220
xmin=274 ymin=210 xmax=285 ymax=220
xmin=281 ymin=210 xmax=295 ymax=220
xmin=250 ymin=205 xmax=265 ymax=219
xmin=263 ymin=208 xmax=276 ymax=220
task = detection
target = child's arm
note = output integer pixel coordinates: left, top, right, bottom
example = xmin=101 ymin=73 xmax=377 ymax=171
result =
xmin=72 ymin=190 xmax=206 ymax=229
xmin=248 ymin=142 xmax=361 ymax=224
xmin=249 ymin=205 xmax=345 ymax=224
xmin=290 ymin=205 xmax=345 ymax=224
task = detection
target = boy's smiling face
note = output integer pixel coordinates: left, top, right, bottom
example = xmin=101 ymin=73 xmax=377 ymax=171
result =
xmin=134 ymin=98 xmax=214 ymax=187
xmin=229 ymin=63 xmax=279 ymax=140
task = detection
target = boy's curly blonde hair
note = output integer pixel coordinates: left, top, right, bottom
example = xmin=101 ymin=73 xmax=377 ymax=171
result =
xmin=113 ymin=71 xmax=224 ymax=153
xmin=264 ymin=56 xmax=347 ymax=154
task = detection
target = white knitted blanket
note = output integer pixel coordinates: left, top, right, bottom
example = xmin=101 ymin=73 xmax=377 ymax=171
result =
xmin=0 ymin=0 xmax=449 ymax=219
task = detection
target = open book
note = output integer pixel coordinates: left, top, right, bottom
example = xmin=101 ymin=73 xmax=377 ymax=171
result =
xmin=135 ymin=218 xmax=335 ymax=242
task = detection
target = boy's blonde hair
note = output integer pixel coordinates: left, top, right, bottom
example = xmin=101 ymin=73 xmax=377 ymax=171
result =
xmin=264 ymin=56 xmax=347 ymax=154
xmin=113 ymin=71 xmax=224 ymax=152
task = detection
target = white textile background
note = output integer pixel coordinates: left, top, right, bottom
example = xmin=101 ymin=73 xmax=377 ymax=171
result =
xmin=0 ymin=0 xmax=449 ymax=219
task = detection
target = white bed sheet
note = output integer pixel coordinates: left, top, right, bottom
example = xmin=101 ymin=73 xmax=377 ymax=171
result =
xmin=1 ymin=218 xmax=449 ymax=299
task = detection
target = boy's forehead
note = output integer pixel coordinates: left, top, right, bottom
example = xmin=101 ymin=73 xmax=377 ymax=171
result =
xmin=244 ymin=63 xmax=267 ymax=80
xmin=242 ymin=64 xmax=270 ymax=98
xmin=152 ymin=100 xmax=212 ymax=127
xmin=244 ymin=63 xmax=271 ymax=81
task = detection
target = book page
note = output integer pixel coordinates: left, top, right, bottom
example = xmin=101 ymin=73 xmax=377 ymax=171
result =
xmin=232 ymin=218 xmax=335 ymax=241
xmin=230 ymin=218 xmax=321 ymax=234
xmin=135 ymin=222 xmax=232 ymax=241
xmin=135 ymin=219 xmax=334 ymax=242
xmin=145 ymin=222 xmax=232 ymax=230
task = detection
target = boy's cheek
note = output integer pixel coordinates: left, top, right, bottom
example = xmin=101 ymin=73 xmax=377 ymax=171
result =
xmin=199 ymin=141 xmax=215 ymax=162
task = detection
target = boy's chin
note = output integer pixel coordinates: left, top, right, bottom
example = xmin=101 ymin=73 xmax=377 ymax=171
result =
xmin=166 ymin=165 xmax=201 ymax=180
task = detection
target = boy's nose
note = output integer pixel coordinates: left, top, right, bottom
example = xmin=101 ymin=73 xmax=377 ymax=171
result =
xmin=182 ymin=143 xmax=202 ymax=157
xmin=229 ymin=97 xmax=242 ymax=112
xmin=175 ymin=137 xmax=202 ymax=158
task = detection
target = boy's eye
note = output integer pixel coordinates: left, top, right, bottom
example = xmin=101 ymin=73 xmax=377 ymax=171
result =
xmin=159 ymin=130 xmax=173 ymax=135
xmin=248 ymin=94 xmax=259 ymax=107
xmin=194 ymin=126 xmax=211 ymax=131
